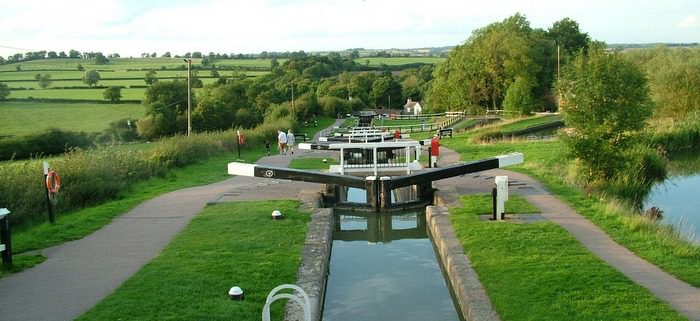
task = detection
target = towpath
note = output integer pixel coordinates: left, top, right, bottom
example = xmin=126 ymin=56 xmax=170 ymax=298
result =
xmin=434 ymin=147 xmax=700 ymax=321
xmin=0 ymin=121 xmax=340 ymax=321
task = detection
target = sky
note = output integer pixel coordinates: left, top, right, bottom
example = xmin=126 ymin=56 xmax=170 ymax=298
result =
xmin=1 ymin=0 xmax=698 ymax=58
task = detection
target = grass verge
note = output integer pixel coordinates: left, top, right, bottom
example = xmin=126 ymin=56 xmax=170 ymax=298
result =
xmin=288 ymin=157 xmax=338 ymax=170
xmin=10 ymin=150 xmax=265 ymax=254
xmin=76 ymin=200 xmax=309 ymax=321
xmin=451 ymin=194 xmax=687 ymax=321
xmin=441 ymin=137 xmax=700 ymax=287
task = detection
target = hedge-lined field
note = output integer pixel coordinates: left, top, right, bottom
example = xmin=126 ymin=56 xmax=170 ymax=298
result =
xmin=0 ymin=117 xmax=293 ymax=228
xmin=6 ymin=88 xmax=147 ymax=100
xmin=0 ymin=102 xmax=144 ymax=136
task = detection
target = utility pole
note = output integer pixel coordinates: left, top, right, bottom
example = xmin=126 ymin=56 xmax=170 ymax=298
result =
xmin=291 ymin=84 xmax=295 ymax=118
xmin=184 ymin=59 xmax=192 ymax=137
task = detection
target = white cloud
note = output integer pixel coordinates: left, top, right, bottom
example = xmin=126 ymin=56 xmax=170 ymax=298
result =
xmin=1 ymin=0 xmax=699 ymax=57
xmin=677 ymin=15 xmax=700 ymax=28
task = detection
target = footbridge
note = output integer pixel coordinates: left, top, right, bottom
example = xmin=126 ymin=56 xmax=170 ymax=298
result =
xmin=228 ymin=152 xmax=522 ymax=211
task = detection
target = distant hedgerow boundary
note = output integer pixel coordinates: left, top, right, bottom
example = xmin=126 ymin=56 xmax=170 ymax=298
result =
xmin=0 ymin=118 xmax=292 ymax=228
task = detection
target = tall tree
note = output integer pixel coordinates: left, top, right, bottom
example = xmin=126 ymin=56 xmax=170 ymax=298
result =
xmin=557 ymin=46 xmax=653 ymax=182
xmin=428 ymin=14 xmax=551 ymax=113
xmin=95 ymin=52 xmax=109 ymax=65
xmin=548 ymin=18 xmax=590 ymax=60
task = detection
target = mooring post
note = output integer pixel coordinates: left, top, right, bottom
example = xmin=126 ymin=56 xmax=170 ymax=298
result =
xmin=0 ymin=208 xmax=11 ymax=267
xmin=379 ymin=176 xmax=392 ymax=211
xmin=365 ymin=176 xmax=378 ymax=211
xmin=494 ymin=176 xmax=508 ymax=220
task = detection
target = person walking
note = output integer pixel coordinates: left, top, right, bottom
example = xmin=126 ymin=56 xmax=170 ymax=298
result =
xmin=286 ymin=129 xmax=296 ymax=155
xmin=277 ymin=130 xmax=288 ymax=155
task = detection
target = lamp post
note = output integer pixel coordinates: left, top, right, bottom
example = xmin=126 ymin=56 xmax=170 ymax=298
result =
xmin=184 ymin=59 xmax=192 ymax=136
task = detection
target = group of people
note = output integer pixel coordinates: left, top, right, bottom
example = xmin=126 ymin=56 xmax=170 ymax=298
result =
xmin=276 ymin=129 xmax=295 ymax=155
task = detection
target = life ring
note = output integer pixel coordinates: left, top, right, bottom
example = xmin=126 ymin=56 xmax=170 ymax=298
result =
xmin=46 ymin=170 xmax=61 ymax=194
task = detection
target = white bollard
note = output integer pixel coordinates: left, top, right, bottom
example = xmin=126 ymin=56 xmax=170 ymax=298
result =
xmin=495 ymin=176 xmax=508 ymax=220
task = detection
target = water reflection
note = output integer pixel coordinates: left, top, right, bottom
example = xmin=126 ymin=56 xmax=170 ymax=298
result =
xmin=645 ymin=152 xmax=700 ymax=243
xmin=322 ymin=211 xmax=462 ymax=321
xmin=645 ymin=173 xmax=700 ymax=243
xmin=338 ymin=186 xmax=420 ymax=205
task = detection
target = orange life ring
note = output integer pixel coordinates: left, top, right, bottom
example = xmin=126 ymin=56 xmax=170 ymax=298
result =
xmin=46 ymin=170 xmax=61 ymax=194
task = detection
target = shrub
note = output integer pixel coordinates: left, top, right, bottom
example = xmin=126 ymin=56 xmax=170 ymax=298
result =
xmin=0 ymin=115 xmax=295 ymax=229
xmin=0 ymin=129 xmax=94 ymax=161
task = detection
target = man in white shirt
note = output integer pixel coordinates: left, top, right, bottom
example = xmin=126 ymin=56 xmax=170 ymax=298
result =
xmin=277 ymin=130 xmax=288 ymax=155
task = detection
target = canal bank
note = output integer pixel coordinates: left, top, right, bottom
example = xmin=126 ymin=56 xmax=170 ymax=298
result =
xmin=291 ymin=183 xmax=498 ymax=321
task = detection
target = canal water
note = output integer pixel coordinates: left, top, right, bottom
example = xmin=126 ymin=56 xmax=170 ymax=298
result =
xmin=644 ymin=154 xmax=700 ymax=243
xmin=322 ymin=189 xmax=462 ymax=321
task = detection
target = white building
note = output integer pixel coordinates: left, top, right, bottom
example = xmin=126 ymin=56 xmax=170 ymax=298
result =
xmin=403 ymin=99 xmax=423 ymax=115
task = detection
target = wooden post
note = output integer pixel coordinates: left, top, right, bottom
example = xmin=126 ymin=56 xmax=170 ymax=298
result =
xmin=379 ymin=176 xmax=392 ymax=211
xmin=365 ymin=176 xmax=378 ymax=211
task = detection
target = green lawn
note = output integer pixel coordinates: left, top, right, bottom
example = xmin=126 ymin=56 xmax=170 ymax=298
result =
xmin=441 ymin=136 xmax=700 ymax=288
xmin=5 ymin=77 xmax=224 ymax=89
xmin=499 ymin=115 xmax=562 ymax=134
xmin=0 ymin=101 xmax=145 ymax=135
xmin=451 ymin=194 xmax=687 ymax=321
xmin=7 ymin=88 xmax=146 ymax=100
xmin=0 ymin=58 xmax=205 ymax=72
xmin=288 ymin=157 xmax=338 ymax=170
xmin=77 ymin=200 xmax=308 ymax=321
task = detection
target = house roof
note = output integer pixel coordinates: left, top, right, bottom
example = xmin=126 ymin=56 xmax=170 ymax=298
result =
xmin=404 ymin=101 xmax=421 ymax=108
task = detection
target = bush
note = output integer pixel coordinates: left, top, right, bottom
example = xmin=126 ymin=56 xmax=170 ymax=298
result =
xmin=96 ymin=118 xmax=139 ymax=144
xmin=649 ymin=113 xmax=700 ymax=154
xmin=0 ymin=115 xmax=296 ymax=228
xmin=604 ymin=144 xmax=668 ymax=208
xmin=0 ymin=129 xmax=94 ymax=161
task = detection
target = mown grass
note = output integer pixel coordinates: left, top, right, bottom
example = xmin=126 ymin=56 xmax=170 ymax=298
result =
xmin=0 ymin=58 xmax=204 ymax=72
xmin=451 ymin=194 xmax=687 ymax=321
xmin=288 ymin=157 xmax=338 ymax=170
xmin=4 ymin=77 xmax=222 ymax=89
xmin=498 ymin=114 xmax=561 ymax=134
xmin=441 ymin=136 xmax=700 ymax=287
xmin=76 ymin=200 xmax=308 ymax=321
xmin=7 ymin=87 xmax=146 ymax=100
xmin=0 ymin=102 xmax=145 ymax=135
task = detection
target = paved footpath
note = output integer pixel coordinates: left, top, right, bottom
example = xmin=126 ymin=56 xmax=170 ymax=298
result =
xmin=434 ymin=147 xmax=700 ymax=321
xmin=0 ymin=121 xmax=341 ymax=321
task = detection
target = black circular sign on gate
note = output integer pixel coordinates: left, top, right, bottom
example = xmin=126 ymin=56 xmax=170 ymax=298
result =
xmin=264 ymin=170 xmax=274 ymax=178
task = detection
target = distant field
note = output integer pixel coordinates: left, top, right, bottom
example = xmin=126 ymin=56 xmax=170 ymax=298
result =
xmin=0 ymin=58 xmax=204 ymax=72
xmin=6 ymin=77 xmax=222 ymax=90
xmin=0 ymin=70 xmax=267 ymax=82
xmin=7 ymin=88 xmax=146 ymax=100
xmin=0 ymin=102 xmax=145 ymax=135
xmin=208 ymin=58 xmax=284 ymax=68
xmin=356 ymin=57 xmax=445 ymax=66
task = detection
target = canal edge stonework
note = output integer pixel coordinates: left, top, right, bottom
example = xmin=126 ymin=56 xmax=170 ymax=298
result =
xmin=289 ymin=190 xmax=332 ymax=321
xmin=429 ymin=190 xmax=501 ymax=321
